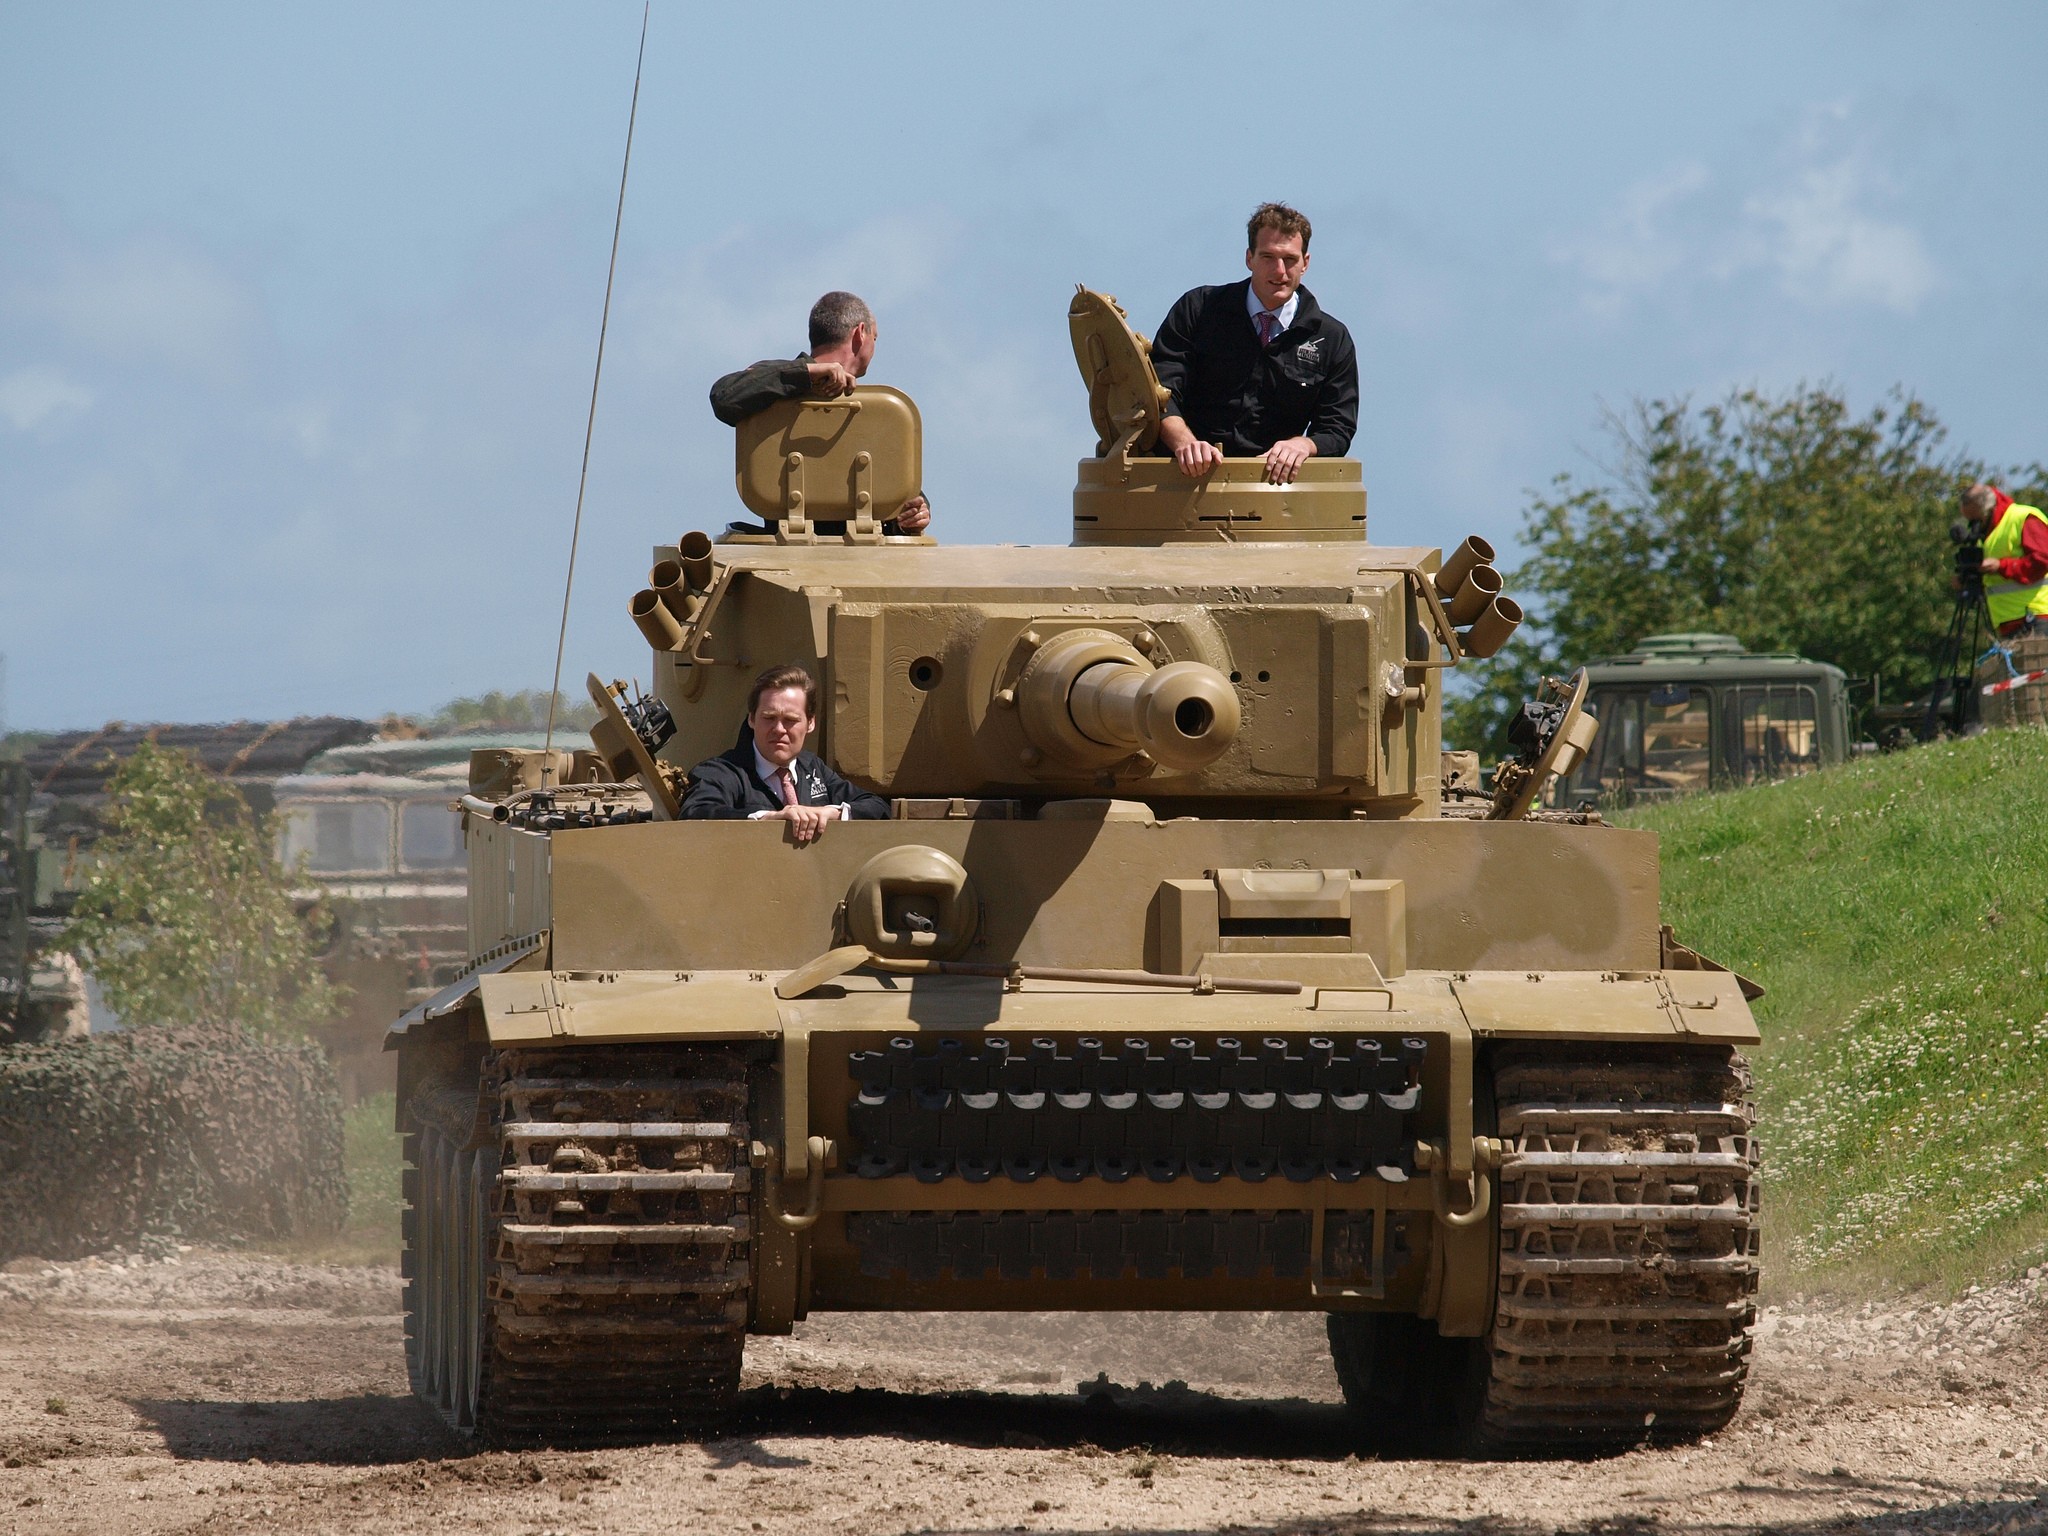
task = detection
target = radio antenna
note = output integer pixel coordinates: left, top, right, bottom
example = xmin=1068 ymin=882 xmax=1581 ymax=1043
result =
xmin=543 ymin=2 xmax=649 ymax=777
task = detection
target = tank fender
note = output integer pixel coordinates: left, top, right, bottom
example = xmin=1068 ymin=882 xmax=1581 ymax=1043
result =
xmin=474 ymin=969 xmax=785 ymax=1046
xmin=1451 ymin=970 xmax=1760 ymax=1044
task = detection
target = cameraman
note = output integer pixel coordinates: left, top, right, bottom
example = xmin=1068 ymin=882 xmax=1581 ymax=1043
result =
xmin=1960 ymin=482 xmax=2048 ymax=637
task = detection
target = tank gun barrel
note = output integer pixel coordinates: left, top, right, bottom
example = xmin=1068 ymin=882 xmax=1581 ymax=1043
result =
xmin=1068 ymin=659 xmax=1240 ymax=771
xmin=1014 ymin=630 xmax=1241 ymax=774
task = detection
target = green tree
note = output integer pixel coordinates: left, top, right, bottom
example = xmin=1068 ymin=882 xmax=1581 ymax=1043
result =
xmin=420 ymin=688 xmax=596 ymax=736
xmin=62 ymin=742 xmax=341 ymax=1035
xmin=1447 ymin=385 xmax=2044 ymax=752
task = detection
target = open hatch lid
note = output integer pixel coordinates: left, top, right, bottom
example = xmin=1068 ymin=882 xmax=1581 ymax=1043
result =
xmin=1068 ymin=286 xmax=1171 ymax=457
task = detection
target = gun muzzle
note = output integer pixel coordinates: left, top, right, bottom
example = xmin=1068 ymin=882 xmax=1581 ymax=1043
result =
xmin=1014 ymin=629 xmax=1241 ymax=775
xmin=1069 ymin=659 xmax=1242 ymax=772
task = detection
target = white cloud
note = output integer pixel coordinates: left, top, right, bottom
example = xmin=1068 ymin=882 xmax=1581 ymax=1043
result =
xmin=15 ymin=235 xmax=260 ymax=377
xmin=1552 ymin=162 xmax=1712 ymax=311
xmin=1733 ymin=157 xmax=1938 ymax=313
xmin=0 ymin=367 xmax=93 ymax=432
xmin=1557 ymin=108 xmax=1938 ymax=318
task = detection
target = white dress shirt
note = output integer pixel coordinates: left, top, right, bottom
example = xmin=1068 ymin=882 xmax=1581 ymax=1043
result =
xmin=745 ymin=745 xmax=851 ymax=820
xmin=1246 ymin=283 xmax=1300 ymax=339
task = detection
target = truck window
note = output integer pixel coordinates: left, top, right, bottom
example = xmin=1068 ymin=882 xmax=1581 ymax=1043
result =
xmin=1728 ymin=685 xmax=1821 ymax=784
xmin=1641 ymin=685 xmax=1712 ymax=793
xmin=400 ymin=801 xmax=466 ymax=872
xmin=1572 ymin=689 xmax=1642 ymax=797
xmin=280 ymin=801 xmax=393 ymax=875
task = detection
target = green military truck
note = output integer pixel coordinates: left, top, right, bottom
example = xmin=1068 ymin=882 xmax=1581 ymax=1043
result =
xmin=1558 ymin=633 xmax=1851 ymax=806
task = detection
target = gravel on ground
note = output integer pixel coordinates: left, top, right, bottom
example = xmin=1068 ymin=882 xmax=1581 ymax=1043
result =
xmin=0 ymin=1251 xmax=2043 ymax=1535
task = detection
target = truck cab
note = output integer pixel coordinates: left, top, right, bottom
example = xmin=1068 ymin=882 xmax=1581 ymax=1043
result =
xmin=1559 ymin=632 xmax=1850 ymax=804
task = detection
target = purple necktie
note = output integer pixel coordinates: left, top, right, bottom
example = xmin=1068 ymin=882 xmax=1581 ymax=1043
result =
xmin=1256 ymin=312 xmax=1279 ymax=347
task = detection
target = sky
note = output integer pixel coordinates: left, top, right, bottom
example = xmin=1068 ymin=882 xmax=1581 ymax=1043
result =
xmin=1 ymin=1 xmax=2043 ymax=731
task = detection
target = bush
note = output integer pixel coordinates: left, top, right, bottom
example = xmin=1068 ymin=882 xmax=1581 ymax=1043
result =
xmin=63 ymin=741 xmax=342 ymax=1037
xmin=0 ymin=1029 xmax=346 ymax=1262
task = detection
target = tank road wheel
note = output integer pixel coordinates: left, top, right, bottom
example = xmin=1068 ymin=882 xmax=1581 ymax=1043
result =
xmin=403 ymin=1088 xmax=492 ymax=1433
xmin=1326 ymin=1310 xmax=1482 ymax=1437
xmin=404 ymin=1046 xmax=755 ymax=1445
xmin=1328 ymin=1043 xmax=1760 ymax=1453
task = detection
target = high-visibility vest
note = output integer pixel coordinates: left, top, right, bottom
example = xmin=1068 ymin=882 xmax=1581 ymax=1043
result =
xmin=1983 ymin=503 xmax=2048 ymax=628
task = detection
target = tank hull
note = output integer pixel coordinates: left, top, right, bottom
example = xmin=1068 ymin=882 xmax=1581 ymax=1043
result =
xmin=394 ymin=814 xmax=1759 ymax=1448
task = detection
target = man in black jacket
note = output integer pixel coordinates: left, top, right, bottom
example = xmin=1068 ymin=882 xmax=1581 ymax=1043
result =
xmin=682 ymin=664 xmax=888 ymax=842
xmin=1151 ymin=203 xmax=1358 ymax=485
xmin=708 ymin=291 xmax=931 ymax=534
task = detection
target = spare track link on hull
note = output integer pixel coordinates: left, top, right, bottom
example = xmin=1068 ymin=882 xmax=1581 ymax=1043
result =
xmin=1481 ymin=1042 xmax=1760 ymax=1448
xmin=403 ymin=1046 xmax=753 ymax=1445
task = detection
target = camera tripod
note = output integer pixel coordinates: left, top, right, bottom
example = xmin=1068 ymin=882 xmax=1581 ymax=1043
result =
xmin=1921 ymin=578 xmax=1990 ymax=740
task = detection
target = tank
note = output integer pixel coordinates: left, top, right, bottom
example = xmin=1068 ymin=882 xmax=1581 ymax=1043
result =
xmin=1558 ymin=633 xmax=1851 ymax=805
xmin=390 ymin=289 xmax=1762 ymax=1451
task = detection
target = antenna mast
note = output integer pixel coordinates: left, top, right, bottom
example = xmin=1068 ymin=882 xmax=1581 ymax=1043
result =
xmin=543 ymin=2 xmax=650 ymax=775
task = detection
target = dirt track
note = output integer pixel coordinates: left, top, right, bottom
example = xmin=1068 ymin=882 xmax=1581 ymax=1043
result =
xmin=0 ymin=1253 xmax=2043 ymax=1536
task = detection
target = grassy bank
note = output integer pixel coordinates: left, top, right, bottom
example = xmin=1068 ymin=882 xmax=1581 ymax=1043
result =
xmin=1620 ymin=726 xmax=2048 ymax=1294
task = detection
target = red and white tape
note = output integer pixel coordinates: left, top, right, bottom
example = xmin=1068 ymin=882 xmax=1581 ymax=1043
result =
xmin=1983 ymin=669 xmax=2048 ymax=698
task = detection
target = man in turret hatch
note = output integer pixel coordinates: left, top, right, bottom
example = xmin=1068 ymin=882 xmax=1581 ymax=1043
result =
xmin=1151 ymin=203 xmax=1359 ymax=486
xmin=682 ymin=664 xmax=888 ymax=844
xmin=708 ymin=290 xmax=932 ymax=534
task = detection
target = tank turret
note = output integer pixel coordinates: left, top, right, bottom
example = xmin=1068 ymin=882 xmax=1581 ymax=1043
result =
xmin=610 ymin=288 xmax=1526 ymax=813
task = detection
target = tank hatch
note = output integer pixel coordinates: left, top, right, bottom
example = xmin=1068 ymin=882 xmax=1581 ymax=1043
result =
xmin=1067 ymin=286 xmax=1366 ymax=546
xmin=1068 ymin=286 xmax=1170 ymax=458
xmin=733 ymin=384 xmax=923 ymax=541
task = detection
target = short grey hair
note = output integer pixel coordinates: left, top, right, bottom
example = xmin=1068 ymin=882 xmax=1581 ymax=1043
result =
xmin=808 ymin=291 xmax=874 ymax=350
xmin=1962 ymin=482 xmax=2000 ymax=518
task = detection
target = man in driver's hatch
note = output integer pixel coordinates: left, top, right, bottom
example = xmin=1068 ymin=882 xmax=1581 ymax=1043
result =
xmin=1150 ymin=203 xmax=1359 ymax=486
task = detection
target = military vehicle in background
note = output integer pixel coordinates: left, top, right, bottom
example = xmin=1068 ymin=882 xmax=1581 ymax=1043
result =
xmin=392 ymin=288 xmax=1762 ymax=1452
xmin=1 ymin=760 xmax=88 ymax=1043
xmin=1556 ymin=633 xmax=1850 ymax=806
xmin=0 ymin=717 xmax=374 ymax=1045
xmin=0 ymin=718 xmax=542 ymax=1092
xmin=274 ymin=733 xmax=555 ymax=1098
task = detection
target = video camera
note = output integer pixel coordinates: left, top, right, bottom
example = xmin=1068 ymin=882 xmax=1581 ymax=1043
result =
xmin=1950 ymin=518 xmax=1985 ymax=598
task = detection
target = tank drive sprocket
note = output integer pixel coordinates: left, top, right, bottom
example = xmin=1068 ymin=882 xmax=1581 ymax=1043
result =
xmin=1329 ymin=1042 xmax=1759 ymax=1450
xmin=404 ymin=1045 xmax=754 ymax=1444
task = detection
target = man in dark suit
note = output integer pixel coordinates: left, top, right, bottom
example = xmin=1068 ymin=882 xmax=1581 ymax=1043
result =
xmin=681 ymin=664 xmax=888 ymax=842
xmin=1151 ymin=202 xmax=1358 ymax=486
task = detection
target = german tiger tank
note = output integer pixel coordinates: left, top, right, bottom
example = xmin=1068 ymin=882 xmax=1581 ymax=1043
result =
xmin=390 ymin=288 xmax=1762 ymax=1450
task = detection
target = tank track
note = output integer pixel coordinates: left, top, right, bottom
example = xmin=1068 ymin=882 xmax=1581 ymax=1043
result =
xmin=404 ymin=1045 xmax=753 ymax=1445
xmin=1479 ymin=1042 xmax=1760 ymax=1448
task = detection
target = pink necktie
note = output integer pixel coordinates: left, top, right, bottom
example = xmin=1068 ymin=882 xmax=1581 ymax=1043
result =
xmin=1256 ymin=312 xmax=1278 ymax=347
xmin=778 ymin=767 xmax=799 ymax=807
